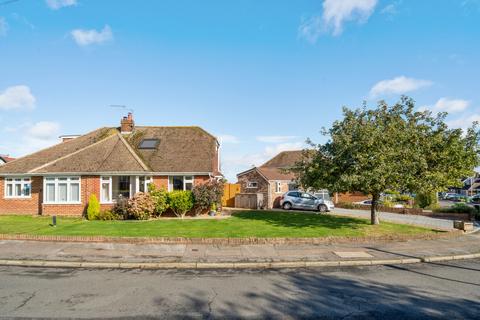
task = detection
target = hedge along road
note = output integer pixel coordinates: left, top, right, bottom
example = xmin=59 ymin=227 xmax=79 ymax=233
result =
xmin=0 ymin=211 xmax=441 ymax=239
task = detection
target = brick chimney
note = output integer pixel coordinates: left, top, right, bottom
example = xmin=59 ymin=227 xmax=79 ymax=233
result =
xmin=121 ymin=112 xmax=134 ymax=133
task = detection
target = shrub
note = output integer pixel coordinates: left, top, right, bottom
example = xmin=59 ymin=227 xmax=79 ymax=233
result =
xmin=87 ymin=194 xmax=100 ymax=220
xmin=112 ymin=196 xmax=130 ymax=220
xmin=415 ymin=192 xmax=438 ymax=209
xmin=337 ymin=202 xmax=361 ymax=209
xmin=191 ymin=180 xmax=224 ymax=216
xmin=433 ymin=203 xmax=476 ymax=214
xmin=394 ymin=194 xmax=413 ymax=202
xmin=128 ymin=192 xmax=156 ymax=220
xmin=97 ymin=210 xmax=121 ymax=221
xmin=148 ymin=184 xmax=169 ymax=216
xmin=168 ymin=190 xmax=194 ymax=218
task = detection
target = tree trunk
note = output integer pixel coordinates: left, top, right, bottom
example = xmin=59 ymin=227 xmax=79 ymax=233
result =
xmin=370 ymin=193 xmax=380 ymax=225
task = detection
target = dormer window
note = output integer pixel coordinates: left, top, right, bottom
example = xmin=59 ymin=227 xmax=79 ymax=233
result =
xmin=139 ymin=139 xmax=159 ymax=149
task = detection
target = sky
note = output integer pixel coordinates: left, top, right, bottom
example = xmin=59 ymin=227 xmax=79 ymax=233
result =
xmin=0 ymin=0 xmax=479 ymax=181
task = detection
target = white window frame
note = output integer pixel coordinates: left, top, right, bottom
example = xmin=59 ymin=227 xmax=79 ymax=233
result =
xmin=135 ymin=176 xmax=153 ymax=194
xmin=168 ymin=176 xmax=195 ymax=191
xmin=246 ymin=181 xmax=258 ymax=189
xmin=43 ymin=177 xmax=81 ymax=204
xmin=4 ymin=177 xmax=32 ymax=199
xmin=100 ymin=176 xmax=113 ymax=204
xmin=275 ymin=181 xmax=282 ymax=193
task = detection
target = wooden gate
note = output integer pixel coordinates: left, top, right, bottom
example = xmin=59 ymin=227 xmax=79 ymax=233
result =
xmin=222 ymin=183 xmax=241 ymax=207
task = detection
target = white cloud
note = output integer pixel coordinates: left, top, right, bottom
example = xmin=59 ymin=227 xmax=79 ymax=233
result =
xmin=299 ymin=0 xmax=378 ymax=41
xmin=27 ymin=121 xmax=60 ymax=141
xmin=46 ymin=0 xmax=77 ymax=10
xmin=447 ymin=114 xmax=480 ymax=131
xmin=71 ymin=25 xmax=113 ymax=46
xmin=0 ymin=17 xmax=8 ymax=37
xmin=0 ymin=85 xmax=36 ymax=110
xmin=423 ymin=98 xmax=470 ymax=114
xmin=256 ymin=135 xmax=298 ymax=143
xmin=217 ymin=134 xmax=240 ymax=144
xmin=369 ymin=76 xmax=433 ymax=98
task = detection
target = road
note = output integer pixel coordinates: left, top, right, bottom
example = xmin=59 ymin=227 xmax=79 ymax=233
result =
xmin=0 ymin=260 xmax=479 ymax=319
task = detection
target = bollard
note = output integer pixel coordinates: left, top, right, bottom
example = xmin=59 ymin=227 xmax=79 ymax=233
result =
xmin=52 ymin=215 xmax=57 ymax=227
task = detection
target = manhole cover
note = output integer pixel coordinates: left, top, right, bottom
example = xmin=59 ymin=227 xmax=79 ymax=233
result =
xmin=333 ymin=251 xmax=373 ymax=258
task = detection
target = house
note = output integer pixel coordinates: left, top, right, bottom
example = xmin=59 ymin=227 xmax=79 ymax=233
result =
xmin=0 ymin=155 xmax=15 ymax=165
xmin=449 ymin=171 xmax=480 ymax=196
xmin=236 ymin=151 xmax=303 ymax=209
xmin=0 ymin=113 xmax=221 ymax=216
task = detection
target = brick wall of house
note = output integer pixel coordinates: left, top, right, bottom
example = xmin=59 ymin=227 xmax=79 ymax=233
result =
xmin=1 ymin=174 xmax=215 ymax=216
xmin=237 ymin=170 xmax=269 ymax=208
xmin=0 ymin=176 xmax=42 ymax=215
xmin=269 ymin=180 xmax=290 ymax=208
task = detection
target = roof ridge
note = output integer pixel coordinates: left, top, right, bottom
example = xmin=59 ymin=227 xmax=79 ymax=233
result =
xmin=117 ymin=132 xmax=151 ymax=171
xmin=135 ymin=126 xmax=219 ymax=143
xmin=29 ymin=133 xmax=117 ymax=173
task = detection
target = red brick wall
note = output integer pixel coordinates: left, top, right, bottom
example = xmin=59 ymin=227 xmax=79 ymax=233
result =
xmin=1 ymin=174 xmax=213 ymax=216
xmin=334 ymin=192 xmax=369 ymax=204
xmin=0 ymin=177 xmax=42 ymax=215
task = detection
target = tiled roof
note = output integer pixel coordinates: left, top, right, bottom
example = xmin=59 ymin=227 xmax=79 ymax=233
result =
xmin=238 ymin=150 xmax=305 ymax=181
xmin=0 ymin=126 xmax=219 ymax=175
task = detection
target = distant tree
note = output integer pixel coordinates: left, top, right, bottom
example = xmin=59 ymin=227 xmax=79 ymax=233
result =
xmin=294 ymin=96 xmax=479 ymax=225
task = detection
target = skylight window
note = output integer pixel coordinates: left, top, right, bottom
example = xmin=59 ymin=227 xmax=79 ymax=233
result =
xmin=139 ymin=139 xmax=159 ymax=149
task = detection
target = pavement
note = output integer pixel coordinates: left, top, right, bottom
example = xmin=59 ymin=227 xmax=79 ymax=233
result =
xmin=1 ymin=259 xmax=479 ymax=319
xmin=0 ymin=230 xmax=479 ymax=269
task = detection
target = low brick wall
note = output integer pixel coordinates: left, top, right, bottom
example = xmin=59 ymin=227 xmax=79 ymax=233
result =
xmin=0 ymin=230 xmax=462 ymax=245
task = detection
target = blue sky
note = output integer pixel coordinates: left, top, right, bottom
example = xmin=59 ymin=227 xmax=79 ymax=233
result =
xmin=0 ymin=0 xmax=479 ymax=181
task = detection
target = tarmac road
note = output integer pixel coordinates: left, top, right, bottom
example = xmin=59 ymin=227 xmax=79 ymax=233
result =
xmin=0 ymin=259 xmax=479 ymax=319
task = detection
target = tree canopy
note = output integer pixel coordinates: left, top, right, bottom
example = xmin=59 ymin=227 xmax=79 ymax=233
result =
xmin=294 ymin=96 xmax=480 ymax=224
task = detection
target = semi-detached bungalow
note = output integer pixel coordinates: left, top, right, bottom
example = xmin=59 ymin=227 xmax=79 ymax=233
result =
xmin=0 ymin=114 xmax=222 ymax=216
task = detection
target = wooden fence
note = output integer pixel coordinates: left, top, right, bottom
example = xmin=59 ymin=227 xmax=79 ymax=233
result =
xmin=222 ymin=183 xmax=241 ymax=207
xmin=234 ymin=193 xmax=264 ymax=209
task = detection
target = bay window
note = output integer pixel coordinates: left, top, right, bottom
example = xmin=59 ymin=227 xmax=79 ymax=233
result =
xmin=44 ymin=177 xmax=81 ymax=204
xmin=168 ymin=176 xmax=194 ymax=191
xmin=5 ymin=177 xmax=31 ymax=199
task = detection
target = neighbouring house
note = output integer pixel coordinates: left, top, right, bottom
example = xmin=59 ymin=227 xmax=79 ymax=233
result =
xmin=449 ymin=171 xmax=480 ymax=196
xmin=236 ymin=151 xmax=303 ymax=209
xmin=236 ymin=150 xmax=369 ymax=209
xmin=0 ymin=155 xmax=15 ymax=165
xmin=0 ymin=113 xmax=222 ymax=216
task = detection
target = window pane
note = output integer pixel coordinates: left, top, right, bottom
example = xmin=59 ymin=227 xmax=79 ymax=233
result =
xmin=46 ymin=184 xmax=55 ymax=202
xmin=70 ymin=183 xmax=80 ymax=202
xmin=6 ymin=184 xmax=12 ymax=197
xmin=184 ymin=176 xmax=193 ymax=182
xmin=172 ymin=176 xmax=184 ymax=191
xmin=14 ymin=184 xmax=21 ymax=197
xmin=101 ymin=183 xmax=110 ymax=202
xmin=139 ymin=176 xmax=145 ymax=193
xmin=185 ymin=182 xmax=193 ymax=191
xmin=23 ymin=184 xmax=31 ymax=197
xmin=58 ymin=183 xmax=68 ymax=202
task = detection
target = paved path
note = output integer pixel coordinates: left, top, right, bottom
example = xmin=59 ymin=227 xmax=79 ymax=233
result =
xmin=330 ymin=208 xmax=457 ymax=230
xmin=1 ymin=260 xmax=479 ymax=319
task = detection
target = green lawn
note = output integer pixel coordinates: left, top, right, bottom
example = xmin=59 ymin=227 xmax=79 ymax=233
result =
xmin=0 ymin=211 xmax=440 ymax=238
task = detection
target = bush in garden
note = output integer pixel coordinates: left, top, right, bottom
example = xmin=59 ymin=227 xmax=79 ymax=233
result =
xmin=87 ymin=194 xmax=100 ymax=220
xmin=192 ymin=180 xmax=225 ymax=216
xmin=112 ymin=196 xmax=130 ymax=220
xmin=127 ymin=192 xmax=156 ymax=220
xmin=97 ymin=210 xmax=121 ymax=221
xmin=415 ymin=192 xmax=438 ymax=209
xmin=168 ymin=190 xmax=194 ymax=218
xmin=434 ymin=203 xmax=476 ymax=214
xmin=148 ymin=184 xmax=169 ymax=216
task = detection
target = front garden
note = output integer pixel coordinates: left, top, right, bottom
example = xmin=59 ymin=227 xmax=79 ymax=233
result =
xmin=0 ymin=211 xmax=440 ymax=238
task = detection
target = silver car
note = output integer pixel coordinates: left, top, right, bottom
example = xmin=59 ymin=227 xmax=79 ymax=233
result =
xmin=280 ymin=191 xmax=335 ymax=212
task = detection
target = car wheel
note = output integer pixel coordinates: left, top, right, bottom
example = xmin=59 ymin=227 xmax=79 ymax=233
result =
xmin=283 ymin=202 xmax=292 ymax=210
xmin=318 ymin=204 xmax=327 ymax=213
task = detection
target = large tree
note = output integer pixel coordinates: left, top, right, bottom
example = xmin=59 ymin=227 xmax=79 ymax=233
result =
xmin=294 ymin=97 xmax=479 ymax=225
